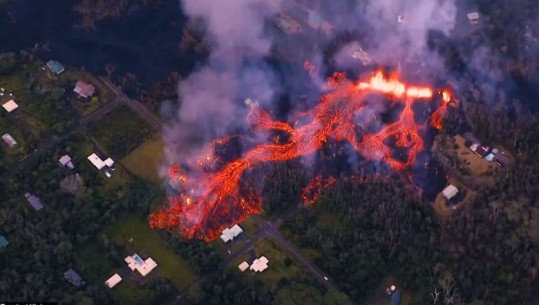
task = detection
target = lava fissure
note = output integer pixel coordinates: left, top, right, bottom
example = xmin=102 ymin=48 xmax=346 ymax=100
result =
xmin=150 ymin=69 xmax=452 ymax=241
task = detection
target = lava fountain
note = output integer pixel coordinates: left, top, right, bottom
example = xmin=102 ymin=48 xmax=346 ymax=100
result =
xmin=150 ymin=69 xmax=454 ymax=241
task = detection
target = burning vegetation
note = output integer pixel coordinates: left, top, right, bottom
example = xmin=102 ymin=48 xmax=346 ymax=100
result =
xmin=150 ymin=69 xmax=454 ymax=241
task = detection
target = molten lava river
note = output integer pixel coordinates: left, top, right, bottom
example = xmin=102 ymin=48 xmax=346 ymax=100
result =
xmin=150 ymin=69 xmax=454 ymax=241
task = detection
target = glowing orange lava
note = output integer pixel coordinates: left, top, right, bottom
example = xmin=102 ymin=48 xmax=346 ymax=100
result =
xmin=150 ymin=69 xmax=453 ymax=241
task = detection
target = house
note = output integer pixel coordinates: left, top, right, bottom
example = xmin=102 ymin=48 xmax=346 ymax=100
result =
xmin=0 ymin=235 xmax=8 ymax=248
xmin=2 ymin=99 xmax=18 ymax=112
xmin=2 ymin=133 xmax=17 ymax=148
xmin=59 ymin=154 xmax=75 ymax=169
xmin=442 ymin=185 xmax=459 ymax=201
xmin=250 ymin=256 xmax=269 ymax=272
xmin=46 ymin=60 xmax=65 ymax=75
xmin=25 ymin=193 xmax=43 ymax=211
xmin=469 ymin=143 xmax=488 ymax=158
xmin=485 ymin=153 xmax=495 ymax=162
xmin=238 ymin=261 xmax=250 ymax=272
xmin=467 ymin=12 xmax=479 ymax=24
xmin=125 ymin=254 xmax=157 ymax=277
xmin=74 ymin=81 xmax=96 ymax=99
xmin=87 ymin=153 xmax=106 ymax=170
xmin=64 ymin=269 xmax=85 ymax=287
xmin=220 ymin=224 xmax=244 ymax=243
xmin=105 ymin=273 xmax=122 ymax=289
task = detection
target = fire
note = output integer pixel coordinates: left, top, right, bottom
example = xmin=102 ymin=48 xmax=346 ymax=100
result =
xmin=150 ymin=69 xmax=453 ymax=241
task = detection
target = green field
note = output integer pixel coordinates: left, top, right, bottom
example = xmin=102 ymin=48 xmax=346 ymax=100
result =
xmin=122 ymin=135 xmax=164 ymax=184
xmin=233 ymin=238 xmax=300 ymax=290
xmin=88 ymin=106 xmax=154 ymax=159
xmin=106 ymin=216 xmax=198 ymax=290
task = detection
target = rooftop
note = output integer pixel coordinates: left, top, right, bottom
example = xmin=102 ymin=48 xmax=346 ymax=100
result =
xmin=46 ymin=60 xmax=65 ymax=75
xmin=87 ymin=153 xmax=106 ymax=170
xmin=105 ymin=273 xmax=122 ymax=289
xmin=2 ymin=99 xmax=18 ymax=113
xmin=0 ymin=235 xmax=8 ymax=248
xmin=125 ymin=254 xmax=157 ymax=277
xmin=220 ymin=224 xmax=244 ymax=243
xmin=250 ymin=256 xmax=269 ymax=272
xmin=64 ymin=269 xmax=85 ymax=287
xmin=74 ymin=81 xmax=96 ymax=98
xmin=2 ymin=133 xmax=17 ymax=148
xmin=442 ymin=185 xmax=459 ymax=201
xmin=24 ymin=193 xmax=43 ymax=211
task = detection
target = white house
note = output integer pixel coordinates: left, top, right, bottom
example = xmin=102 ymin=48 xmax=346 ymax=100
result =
xmin=2 ymin=99 xmax=18 ymax=113
xmin=220 ymin=224 xmax=244 ymax=243
xmin=442 ymin=185 xmax=459 ymax=201
xmin=105 ymin=273 xmax=122 ymax=288
xmin=250 ymin=256 xmax=269 ymax=272
xmin=87 ymin=153 xmax=106 ymax=170
xmin=124 ymin=254 xmax=157 ymax=277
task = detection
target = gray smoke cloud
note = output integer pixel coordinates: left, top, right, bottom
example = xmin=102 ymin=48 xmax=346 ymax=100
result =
xmin=162 ymin=0 xmax=465 ymax=176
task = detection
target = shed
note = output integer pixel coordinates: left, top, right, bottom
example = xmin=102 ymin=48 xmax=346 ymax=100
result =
xmin=2 ymin=133 xmax=17 ymax=148
xmin=442 ymin=185 xmax=459 ymax=201
xmin=105 ymin=273 xmax=122 ymax=288
xmin=59 ymin=154 xmax=75 ymax=169
xmin=0 ymin=235 xmax=8 ymax=248
xmin=46 ymin=60 xmax=65 ymax=75
xmin=2 ymin=99 xmax=18 ymax=112
xmin=238 ymin=261 xmax=250 ymax=272
xmin=25 ymin=193 xmax=43 ymax=211
xmin=74 ymin=81 xmax=96 ymax=98
xmin=104 ymin=158 xmax=115 ymax=168
xmin=64 ymin=269 xmax=85 ymax=287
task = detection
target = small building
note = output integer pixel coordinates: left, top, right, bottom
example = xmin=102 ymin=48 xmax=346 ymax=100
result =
xmin=74 ymin=81 xmax=96 ymax=99
xmin=220 ymin=224 xmax=244 ymax=243
xmin=59 ymin=154 xmax=75 ymax=169
xmin=87 ymin=153 xmax=106 ymax=170
xmin=2 ymin=133 xmax=17 ymax=148
xmin=250 ymin=256 xmax=269 ymax=272
xmin=238 ymin=261 xmax=250 ymax=272
xmin=0 ymin=235 xmax=9 ymax=248
xmin=104 ymin=158 xmax=115 ymax=170
xmin=467 ymin=12 xmax=479 ymax=24
xmin=485 ymin=153 xmax=495 ymax=162
xmin=125 ymin=254 xmax=157 ymax=277
xmin=442 ymin=185 xmax=459 ymax=201
xmin=105 ymin=273 xmax=122 ymax=289
xmin=46 ymin=60 xmax=65 ymax=75
xmin=64 ymin=269 xmax=85 ymax=287
xmin=24 ymin=192 xmax=43 ymax=211
xmin=397 ymin=14 xmax=405 ymax=23
xmin=2 ymin=99 xmax=18 ymax=113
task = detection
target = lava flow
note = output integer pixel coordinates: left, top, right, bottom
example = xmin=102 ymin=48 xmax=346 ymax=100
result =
xmin=150 ymin=69 xmax=454 ymax=241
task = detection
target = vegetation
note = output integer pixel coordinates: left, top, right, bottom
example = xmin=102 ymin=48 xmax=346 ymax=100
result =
xmin=122 ymin=135 xmax=164 ymax=184
xmin=88 ymin=105 xmax=154 ymax=159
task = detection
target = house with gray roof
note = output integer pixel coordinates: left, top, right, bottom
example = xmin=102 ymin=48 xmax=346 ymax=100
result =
xmin=64 ymin=269 xmax=85 ymax=287
xmin=24 ymin=193 xmax=43 ymax=211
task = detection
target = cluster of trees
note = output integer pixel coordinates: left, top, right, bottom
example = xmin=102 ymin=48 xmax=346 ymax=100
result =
xmin=74 ymin=0 xmax=160 ymax=30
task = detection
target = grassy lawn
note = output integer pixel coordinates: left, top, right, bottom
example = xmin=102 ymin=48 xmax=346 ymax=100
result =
xmin=122 ymin=135 xmax=164 ymax=184
xmin=106 ymin=216 xmax=198 ymax=290
xmin=233 ymin=237 xmax=300 ymax=291
xmin=88 ymin=105 xmax=154 ymax=159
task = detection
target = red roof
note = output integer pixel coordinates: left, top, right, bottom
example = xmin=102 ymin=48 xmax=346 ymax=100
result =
xmin=74 ymin=81 xmax=96 ymax=98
